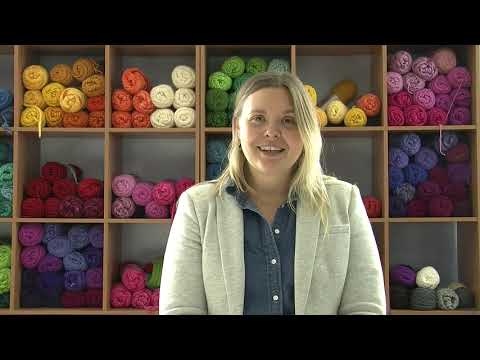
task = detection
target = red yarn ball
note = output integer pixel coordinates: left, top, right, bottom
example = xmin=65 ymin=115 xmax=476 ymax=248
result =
xmin=61 ymin=291 xmax=86 ymax=308
xmin=22 ymin=198 xmax=45 ymax=217
xmin=45 ymin=197 xmax=61 ymax=218
xmin=84 ymin=198 xmax=104 ymax=218
xmin=78 ymin=178 xmax=103 ymax=199
xmin=58 ymin=196 xmax=84 ymax=218
xmin=429 ymin=195 xmax=454 ymax=217
xmin=25 ymin=178 xmax=51 ymax=199
xmin=362 ymin=196 xmax=382 ymax=218
xmin=84 ymin=288 xmax=103 ymax=308
xmin=41 ymin=162 xmax=67 ymax=183
xmin=52 ymin=179 xmax=77 ymax=199
xmin=407 ymin=199 xmax=428 ymax=217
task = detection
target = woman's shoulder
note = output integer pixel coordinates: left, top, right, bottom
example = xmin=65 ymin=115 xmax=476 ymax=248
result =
xmin=321 ymin=175 xmax=357 ymax=199
xmin=182 ymin=180 xmax=219 ymax=202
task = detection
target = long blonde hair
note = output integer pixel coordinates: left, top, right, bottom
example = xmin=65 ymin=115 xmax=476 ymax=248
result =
xmin=214 ymin=71 xmax=331 ymax=227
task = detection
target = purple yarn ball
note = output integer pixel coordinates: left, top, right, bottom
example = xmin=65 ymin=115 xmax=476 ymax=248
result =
xmin=86 ymin=267 xmax=103 ymax=289
xmin=63 ymin=251 xmax=88 ymax=272
xmin=389 ymin=147 xmax=409 ymax=168
xmin=428 ymin=75 xmax=452 ymax=95
xmin=448 ymin=106 xmax=471 ymax=125
xmin=68 ymin=224 xmax=90 ymax=250
xmin=434 ymin=131 xmax=459 ymax=154
xmin=389 ymin=51 xmax=413 ymax=74
xmin=81 ymin=246 xmax=103 ymax=268
xmin=414 ymin=147 xmax=439 ymax=170
xmin=447 ymin=66 xmax=472 ymax=88
xmin=389 ymin=166 xmax=405 ymax=191
xmin=404 ymin=163 xmax=429 ymax=185
xmin=387 ymin=72 xmax=403 ymax=94
xmin=64 ymin=270 xmax=86 ymax=292
xmin=435 ymin=93 xmax=453 ymax=112
xmin=47 ymin=235 xmax=72 ymax=258
xmin=412 ymin=57 xmax=438 ymax=81
xmin=452 ymin=88 xmax=471 ymax=107
xmin=37 ymin=254 xmax=64 ymax=273
xmin=390 ymin=264 xmax=417 ymax=287
xmin=448 ymin=163 xmax=471 ymax=185
xmin=88 ymin=224 xmax=103 ymax=249
xmin=42 ymin=224 xmax=68 ymax=244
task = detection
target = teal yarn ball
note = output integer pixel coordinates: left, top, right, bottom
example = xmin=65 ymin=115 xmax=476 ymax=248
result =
xmin=0 ymin=181 xmax=12 ymax=201
xmin=228 ymin=91 xmax=237 ymax=111
xmin=207 ymin=139 xmax=228 ymax=164
xmin=233 ymin=73 xmax=253 ymax=92
xmin=0 ymin=292 xmax=8 ymax=308
xmin=0 ymin=200 xmax=12 ymax=217
xmin=246 ymin=57 xmax=267 ymax=74
xmin=267 ymin=58 xmax=290 ymax=73
xmin=0 ymin=143 xmax=9 ymax=162
xmin=0 ymin=163 xmax=13 ymax=182
xmin=207 ymin=112 xmax=228 ymax=127
xmin=221 ymin=56 xmax=245 ymax=79
xmin=206 ymin=89 xmax=229 ymax=112
xmin=208 ymin=71 xmax=232 ymax=91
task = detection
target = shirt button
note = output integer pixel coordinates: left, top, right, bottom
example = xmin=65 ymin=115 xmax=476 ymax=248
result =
xmin=271 ymin=259 xmax=277 ymax=265
xmin=273 ymin=295 xmax=279 ymax=301
xmin=274 ymin=228 xmax=280 ymax=235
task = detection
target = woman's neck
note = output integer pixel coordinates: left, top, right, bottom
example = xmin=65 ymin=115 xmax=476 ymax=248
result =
xmin=246 ymin=168 xmax=291 ymax=205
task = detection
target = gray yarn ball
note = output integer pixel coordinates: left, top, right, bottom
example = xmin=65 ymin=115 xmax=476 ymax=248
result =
xmin=436 ymin=288 xmax=459 ymax=310
xmin=410 ymin=288 xmax=436 ymax=310
xmin=455 ymin=287 xmax=475 ymax=308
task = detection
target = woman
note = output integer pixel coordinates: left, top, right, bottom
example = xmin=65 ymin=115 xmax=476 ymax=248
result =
xmin=160 ymin=72 xmax=386 ymax=315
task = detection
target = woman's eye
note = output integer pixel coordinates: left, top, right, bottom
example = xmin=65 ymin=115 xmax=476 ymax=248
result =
xmin=283 ymin=117 xmax=296 ymax=126
xmin=250 ymin=115 xmax=264 ymax=123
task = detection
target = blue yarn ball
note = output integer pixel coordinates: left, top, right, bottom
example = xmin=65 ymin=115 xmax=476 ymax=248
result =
xmin=63 ymin=251 xmax=88 ymax=272
xmin=389 ymin=147 xmax=409 ymax=168
xmin=0 ymin=89 xmax=13 ymax=111
xmin=0 ymin=106 xmax=13 ymax=128
xmin=207 ymin=163 xmax=224 ymax=180
xmin=391 ymin=133 xmax=421 ymax=156
xmin=389 ymin=165 xmax=405 ymax=191
xmin=394 ymin=183 xmax=416 ymax=203
xmin=434 ymin=131 xmax=459 ymax=155
xmin=414 ymin=147 xmax=438 ymax=170
xmin=390 ymin=196 xmax=407 ymax=217
xmin=207 ymin=139 xmax=228 ymax=164
xmin=403 ymin=163 xmax=428 ymax=185
xmin=43 ymin=224 xmax=68 ymax=244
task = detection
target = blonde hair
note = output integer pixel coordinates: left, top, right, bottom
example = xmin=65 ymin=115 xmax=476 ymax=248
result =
xmin=214 ymin=71 xmax=332 ymax=229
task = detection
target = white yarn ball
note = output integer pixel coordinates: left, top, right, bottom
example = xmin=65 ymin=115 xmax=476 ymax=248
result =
xmin=173 ymin=88 xmax=195 ymax=109
xmin=174 ymin=107 xmax=195 ymax=128
xmin=150 ymin=108 xmax=175 ymax=128
xmin=416 ymin=266 xmax=440 ymax=289
xmin=150 ymin=84 xmax=174 ymax=109
xmin=172 ymin=65 xmax=195 ymax=89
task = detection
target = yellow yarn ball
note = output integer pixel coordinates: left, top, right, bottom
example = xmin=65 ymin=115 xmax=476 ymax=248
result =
xmin=72 ymin=58 xmax=97 ymax=82
xmin=59 ymin=88 xmax=86 ymax=113
xmin=326 ymin=100 xmax=347 ymax=125
xmin=24 ymin=90 xmax=47 ymax=109
xmin=304 ymin=85 xmax=317 ymax=106
xmin=315 ymin=107 xmax=328 ymax=128
xmin=42 ymin=82 xmax=65 ymax=107
xmin=344 ymin=107 xmax=367 ymax=127
xmin=49 ymin=64 xmax=73 ymax=86
xmin=44 ymin=107 xmax=64 ymax=127
xmin=22 ymin=65 xmax=49 ymax=90
xmin=21 ymin=105 xmax=46 ymax=127
xmin=81 ymin=74 xmax=105 ymax=97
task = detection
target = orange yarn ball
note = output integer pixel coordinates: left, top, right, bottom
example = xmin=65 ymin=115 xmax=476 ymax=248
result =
xmin=112 ymin=111 xmax=132 ymax=128
xmin=356 ymin=93 xmax=381 ymax=117
xmin=88 ymin=111 xmax=105 ymax=128
xmin=63 ymin=111 xmax=89 ymax=127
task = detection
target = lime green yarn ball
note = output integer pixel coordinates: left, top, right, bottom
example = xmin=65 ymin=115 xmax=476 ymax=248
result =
xmin=233 ymin=73 xmax=253 ymax=92
xmin=246 ymin=57 xmax=268 ymax=74
xmin=267 ymin=58 xmax=290 ymax=73
xmin=208 ymin=71 xmax=232 ymax=91
xmin=207 ymin=112 xmax=228 ymax=127
xmin=0 ymin=244 xmax=10 ymax=270
xmin=0 ymin=268 xmax=10 ymax=294
xmin=221 ymin=56 xmax=245 ymax=79
xmin=206 ymin=89 xmax=229 ymax=112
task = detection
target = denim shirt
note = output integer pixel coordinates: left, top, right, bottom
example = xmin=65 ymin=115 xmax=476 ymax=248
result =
xmin=226 ymin=183 xmax=296 ymax=315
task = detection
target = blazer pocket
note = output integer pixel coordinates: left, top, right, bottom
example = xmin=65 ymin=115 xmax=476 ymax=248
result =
xmin=327 ymin=224 xmax=350 ymax=235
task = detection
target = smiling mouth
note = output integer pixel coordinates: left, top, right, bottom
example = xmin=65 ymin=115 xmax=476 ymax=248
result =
xmin=257 ymin=146 xmax=285 ymax=153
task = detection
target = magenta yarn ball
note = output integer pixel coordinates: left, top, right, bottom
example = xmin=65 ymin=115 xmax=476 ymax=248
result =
xmin=447 ymin=66 xmax=472 ymax=88
xmin=428 ymin=75 xmax=452 ymax=95
xmin=387 ymin=72 xmax=403 ymax=94
xmin=413 ymin=88 xmax=436 ymax=110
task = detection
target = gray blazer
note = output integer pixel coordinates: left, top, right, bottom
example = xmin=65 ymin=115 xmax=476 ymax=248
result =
xmin=159 ymin=176 xmax=387 ymax=315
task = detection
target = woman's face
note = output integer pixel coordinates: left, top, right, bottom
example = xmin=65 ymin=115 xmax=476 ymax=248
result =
xmin=235 ymin=87 xmax=303 ymax=181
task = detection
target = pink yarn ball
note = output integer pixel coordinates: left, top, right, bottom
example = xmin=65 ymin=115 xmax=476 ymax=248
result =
xmin=387 ymin=72 xmax=403 ymax=94
xmin=412 ymin=57 xmax=438 ymax=81
xmin=448 ymin=107 xmax=471 ymax=125
xmin=21 ymin=244 xmax=46 ymax=269
xmin=413 ymin=88 xmax=436 ymax=110
xmin=175 ymin=177 xmax=195 ymax=198
xmin=388 ymin=106 xmax=405 ymax=126
xmin=447 ymin=66 xmax=471 ymax=88
xmin=112 ymin=197 xmax=136 ymax=218
xmin=451 ymin=88 xmax=471 ymax=107
xmin=404 ymin=104 xmax=428 ymax=126
xmin=388 ymin=91 xmax=413 ymax=109
xmin=131 ymin=182 xmax=154 ymax=206
xmin=121 ymin=263 xmax=146 ymax=292
xmin=389 ymin=50 xmax=413 ymax=74
xmin=112 ymin=175 xmax=137 ymax=197
xmin=428 ymin=75 xmax=452 ymax=95
xmin=432 ymin=48 xmax=457 ymax=74
xmin=19 ymin=223 xmax=45 ymax=247
xmin=435 ymin=94 xmax=453 ymax=112
xmin=111 ymin=283 xmax=132 ymax=308
xmin=403 ymin=72 xmax=426 ymax=94
xmin=427 ymin=107 xmax=448 ymax=126
xmin=145 ymin=201 xmax=169 ymax=219
xmin=152 ymin=181 xmax=176 ymax=206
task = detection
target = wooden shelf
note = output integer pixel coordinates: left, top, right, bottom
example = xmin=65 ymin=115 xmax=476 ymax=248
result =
xmin=388 ymin=125 xmax=476 ymax=132
xmin=16 ymin=127 xmax=106 ymax=135
xmin=389 ymin=217 xmax=478 ymax=223
xmin=108 ymin=218 xmax=171 ymax=224
xmin=205 ymin=128 xmax=232 ymax=134
xmin=109 ymin=128 xmax=196 ymax=135
xmin=0 ymin=309 xmax=10 ymax=314
xmin=390 ymin=309 xmax=477 ymax=315
xmin=12 ymin=308 xmax=105 ymax=315
xmin=0 ymin=218 xmax=12 ymax=223
xmin=106 ymin=309 xmax=158 ymax=315
xmin=369 ymin=218 xmax=384 ymax=223
xmin=17 ymin=218 xmax=105 ymax=223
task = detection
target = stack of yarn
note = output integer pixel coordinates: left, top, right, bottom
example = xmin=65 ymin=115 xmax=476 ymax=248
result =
xmin=206 ymin=136 xmax=230 ymax=180
xmin=389 ymin=132 xmax=472 ymax=217
xmin=112 ymin=65 xmax=196 ymax=129
xmin=206 ymin=56 xmax=290 ymax=127
xmin=110 ymin=260 xmax=161 ymax=311
xmin=21 ymin=161 xmax=104 ymax=218
xmin=387 ymin=48 xmax=472 ymax=126
xmin=362 ymin=195 xmax=382 ymax=218
xmin=0 ymin=143 xmax=13 ymax=217
xmin=0 ymin=88 xmax=13 ymax=130
xmin=111 ymin=175 xmax=194 ymax=219
xmin=390 ymin=264 xmax=475 ymax=310
xmin=19 ymin=223 xmax=103 ymax=308
xmin=21 ymin=58 xmax=105 ymax=128
xmin=0 ymin=240 xmax=11 ymax=308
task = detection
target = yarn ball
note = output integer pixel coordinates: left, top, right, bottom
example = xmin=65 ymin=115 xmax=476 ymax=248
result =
xmin=52 ymin=179 xmax=77 ymax=199
xmin=304 ymin=85 xmax=317 ymax=106
xmin=22 ymin=65 xmax=49 ymax=90
xmin=267 ymin=58 xmax=290 ymax=73
xmin=59 ymin=88 xmax=86 ymax=113
xmin=427 ymin=107 xmax=447 ymax=126
xmin=417 ymin=181 xmax=442 ymax=200
xmin=37 ymin=254 xmax=63 ymax=273
xmin=173 ymin=88 xmax=195 ymax=109
xmin=19 ymin=223 xmax=44 ymax=247
xmin=0 ymin=268 xmax=10 ymax=294
xmin=389 ymin=147 xmax=409 ymax=168
xmin=24 ymin=90 xmax=46 ymax=109
xmin=344 ymin=107 xmax=367 ymax=127
xmin=389 ymin=165 xmax=405 ymax=190
xmin=63 ymin=251 xmax=88 ymax=272
xmin=122 ymin=68 xmax=148 ymax=95
xmin=434 ymin=131 xmax=458 ymax=154
xmin=20 ymin=244 xmax=46 ymax=269
xmin=175 ymin=177 xmax=194 ymax=198
xmin=86 ymin=267 xmax=102 ymax=289
xmin=43 ymin=223 xmax=67 ymax=244
xmin=412 ymin=57 xmax=438 ymax=81
xmin=83 ymin=198 xmax=104 ymax=218
xmin=207 ymin=111 xmax=228 ymax=127
xmin=84 ymin=288 xmax=102 ymax=308
xmin=0 ymin=106 xmax=13 ymax=127
xmin=63 ymin=111 xmax=89 ymax=128
xmin=407 ymin=199 xmax=428 ymax=217
xmin=149 ymin=84 xmax=174 ymax=109
xmin=416 ymin=266 xmax=440 ymax=289
xmin=0 ymin=163 xmax=13 ymax=182
xmin=429 ymin=195 xmax=454 ymax=217
xmin=111 ymin=283 xmax=132 ymax=308
xmin=174 ymin=107 xmax=195 ymax=128
xmin=42 ymin=162 xmax=67 ymax=183
xmin=207 ymin=139 xmax=228 ymax=163
xmin=221 ymin=56 xmax=245 ymax=79
xmin=394 ymin=183 xmax=416 ymax=203
xmin=404 ymin=104 xmax=427 ymax=126
xmin=132 ymin=289 xmax=153 ymax=309
xmin=42 ymin=82 xmax=65 ymax=107
xmin=132 ymin=111 xmax=151 ymax=128
xmin=0 ymin=181 xmax=12 ymax=201
xmin=452 ymin=88 xmax=471 ymax=107
xmin=44 ymin=106 xmax=64 ymax=127
xmin=448 ymin=106 xmax=471 ymax=125
xmin=413 ymin=88 xmax=436 ymax=110
xmin=20 ymin=105 xmax=46 ymax=128
xmin=246 ymin=57 xmax=267 ymax=74
xmin=410 ymin=288 xmax=437 ymax=310
xmin=112 ymin=89 xmax=133 ymax=111
xmin=133 ymin=90 xmax=155 ymax=114
xmin=58 ymin=196 xmax=84 ymax=218
xmin=82 ymin=74 xmax=105 ymax=97
xmin=233 ymin=73 xmax=254 ymax=92
xmin=390 ymin=284 xmax=410 ymax=309
xmin=207 ymin=163 xmax=223 ymax=180
xmin=446 ymin=143 xmax=469 ymax=163
xmin=361 ymin=196 xmax=381 ymax=218
xmin=447 ymin=66 xmax=471 ymax=88
xmin=112 ymin=174 xmax=136 ymax=197
xmin=356 ymin=93 xmax=381 ymax=117
xmin=228 ymin=91 xmax=237 ymax=112
xmin=88 ymin=111 xmax=105 ymax=128
xmin=145 ymin=202 xmax=169 ymax=219
xmin=64 ymin=270 xmax=86 ymax=292
xmin=386 ymin=72 xmax=403 ymax=94
xmin=404 ymin=163 xmax=428 ymax=185
xmin=86 ymin=95 xmax=105 ymax=112
xmin=21 ymin=197 xmax=44 ymax=217
xmin=121 ymin=263 xmax=146 ymax=292
xmin=414 ymin=147 xmax=438 ymax=170
xmin=208 ymin=71 xmax=232 ymax=91
xmin=388 ymin=90 xmax=413 ymax=109
xmin=326 ymin=100 xmax=348 ymax=125
xmin=387 ymin=106 xmax=405 ymax=126
xmin=132 ymin=182 xmax=153 ymax=206
xmin=432 ymin=48 xmax=457 ymax=74
xmin=206 ymin=89 xmax=229 ymax=112
xmin=112 ymin=111 xmax=132 ymax=128
xmin=453 ymin=286 xmax=475 ymax=308
xmin=428 ymin=75 xmax=452 ymax=95
xmin=78 ymin=178 xmax=102 ymax=199
xmin=437 ymin=288 xmax=459 ymax=310
xmin=82 ymin=246 xmax=103 ymax=268
xmin=68 ymin=224 xmax=90 ymax=250
xmin=448 ymin=163 xmax=471 ymax=185
xmin=0 ymin=244 xmax=10 ymax=269
xmin=390 ymin=264 xmax=417 ymax=288
xmin=171 ymin=65 xmax=196 ymax=89
xmin=61 ymin=291 xmax=86 ymax=307
xmin=0 ymin=200 xmax=11 ymax=217
xmin=443 ymin=183 xmax=467 ymax=202
xmin=389 ymin=51 xmax=413 ymax=74
xmin=88 ymin=224 xmax=103 ymax=249
xmin=403 ymin=72 xmax=426 ymax=94
xmin=390 ymin=196 xmax=407 ymax=217
xmin=72 ymin=58 xmax=98 ymax=82
xmin=150 ymin=108 xmax=175 ymax=128
xmin=49 ymin=64 xmax=73 ymax=86
xmin=152 ymin=181 xmax=176 ymax=206
xmin=315 ymin=107 xmax=328 ymax=128
xmin=112 ymin=197 xmax=136 ymax=218
xmin=435 ymin=94 xmax=453 ymax=112
xmin=26 ymin=177 xmax=51 ymax=199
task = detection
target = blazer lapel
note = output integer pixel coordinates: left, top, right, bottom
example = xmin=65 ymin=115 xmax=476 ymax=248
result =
xmin=294 ymin=200 xmax=321 ymax=315
xmin=216 ymin=194 xmax=245 ymax=315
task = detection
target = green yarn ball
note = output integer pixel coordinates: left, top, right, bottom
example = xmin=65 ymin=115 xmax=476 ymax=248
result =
xmin=208 ymin=71 xmax=232 ymax=91
xmin=0 ymin=163 xmax=13 ymax=182
xmin=0 ymin=200 xmax=11 ymax=218
xmin=233 ymin=73 xmax=253 ymax=92
xmin=0 ymin=292 xmax=8 ymax=308
xmin=0 ymin=268 xmax=10 ymax=294
xmin=221 ymin=56 xmax=245 ymax=79
xmin=228 ymin=91 xmax=237 ymax=111
xmin=0 ymin=245 xmax=10 ymax=270
xmin=206 ymin=89 xmax=229 ymax=112
xmin=246 ymin=57 xmax=268 ymax=74
xmin=267 ymin=58 xmax=290 ymax=73
xmin=0 ymin=181 xmax=12 ymax=201
xmin=207 ymin=112 xmax=228 ymax=127
xmin=227 ymin=110 xmax=234 ymax=127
